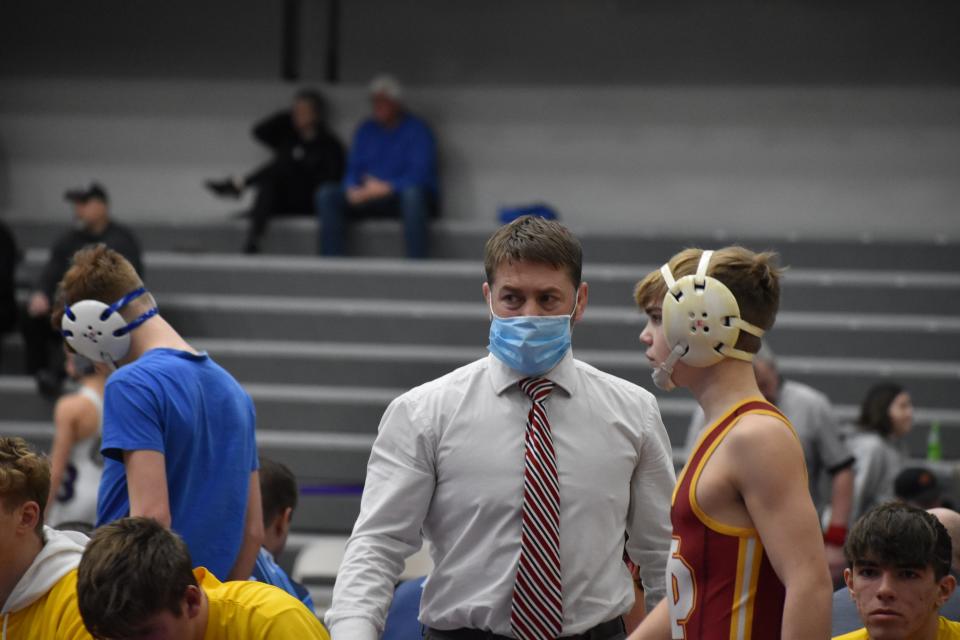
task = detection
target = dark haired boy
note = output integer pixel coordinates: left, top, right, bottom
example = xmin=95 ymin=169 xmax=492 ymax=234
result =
xmin=252 ymin=458 xmax=315 ymax=612
xmin=834 ymin=502 xmax=960 ymax=640
xmin=77 ymin=517 xmax=329 ymax=639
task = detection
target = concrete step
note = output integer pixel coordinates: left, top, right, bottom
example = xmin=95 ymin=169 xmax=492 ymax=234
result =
xmin=8 ymin=218 xmax=960 ymax=271
xmin=148 ymin=294 xmax=960 ymax=361
xmin=19 ymin=250 xmax=960 ymax=314
xmin=7 ymin=337 xmax=956 ymax=409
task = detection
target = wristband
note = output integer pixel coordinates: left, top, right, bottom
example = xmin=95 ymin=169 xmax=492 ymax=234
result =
xmin=824 ymin=524 xmax=847 ymax=547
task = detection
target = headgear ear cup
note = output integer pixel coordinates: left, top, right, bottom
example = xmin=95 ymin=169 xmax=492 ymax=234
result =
xmin=660 ymin=250 xmax=765 ymax=369
xmin=62 ymin=299 xmax=132 ymax=364
xmin=61 ymin=287 xmax=158 ymax=365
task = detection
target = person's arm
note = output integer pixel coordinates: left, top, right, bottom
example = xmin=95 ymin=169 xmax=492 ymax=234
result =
xmin=813 ymin=397 xmax=855 ymax=582
xmin=849 ymin=436 xmax=884 ymax=523
xmin=622 ymin=575 xmax=647 ymax=632
xmin=46 ymin=396 xmax=81 ymax=514
xmin=343 ymin=124 xmax=369 ymax=190
xmin=729 ymin=416 xmax=833 ymax=640
xmin=325 ymin=394 xmax=437 ymax=640
xmin=625 ymin=401 xmax=677 ymax=609
xmin=627 ymin=599 xmax=672 ymax=640
xmin=124 ymin=449 xmax=171 ymax=527
xmin=252 ymin=111 xmax=294 ymax=151
xmin=227 ymin=470 xmax=264 ymax=581
xmin=824 ymin=466 xmax=855 ymax=583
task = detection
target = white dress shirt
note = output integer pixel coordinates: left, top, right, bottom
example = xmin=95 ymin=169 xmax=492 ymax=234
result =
xmin=326 ymin=350 xmax=676 ymax=639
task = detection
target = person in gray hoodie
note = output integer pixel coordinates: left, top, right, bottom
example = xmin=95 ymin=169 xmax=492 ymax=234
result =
xmin=0 ymin=437 xmax=90 ymax=639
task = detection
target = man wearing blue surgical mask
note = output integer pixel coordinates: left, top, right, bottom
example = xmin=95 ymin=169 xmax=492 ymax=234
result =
xmin=327 ymin=215 xmax=676 ymax=640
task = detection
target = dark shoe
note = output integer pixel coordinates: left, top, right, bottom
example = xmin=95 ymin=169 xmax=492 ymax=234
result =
xmin=205 ymin=178 xmax=243 ymax=199
xmin=242 ymin=238 xmax=261 ymax=254
xmin=35 ymin=369 xmax=64 ymax=399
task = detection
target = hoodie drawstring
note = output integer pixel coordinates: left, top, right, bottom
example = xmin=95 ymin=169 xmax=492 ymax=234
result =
xmin=3 ymin=611 xmax=9 ymax=640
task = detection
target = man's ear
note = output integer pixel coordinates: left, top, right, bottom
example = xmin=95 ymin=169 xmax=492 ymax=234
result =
xmin=482 ymin=282 xmax=491 ymax=306
xmin=17 ymin=501 xmax=40 ymax=534
xmin=183 ymin=585 xmax=204 ymax=619
xmin=844 ymin=567 xmax=855 ymax=598
xmin=937 ymin=574 xmax=957 ymax=608
xmin=572 ymin=282 xmax=589 ymax=323
xmin=278 ymin=507 xmax=294 ymax=535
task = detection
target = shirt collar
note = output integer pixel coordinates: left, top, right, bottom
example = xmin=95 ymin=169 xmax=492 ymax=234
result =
xmin=488 ymin=349 xmax=577 ymax=397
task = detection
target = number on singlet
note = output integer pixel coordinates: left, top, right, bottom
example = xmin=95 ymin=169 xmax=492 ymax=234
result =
xmin=57 ymin=463 xmax=78 ymax=503
xmin=667 ymin=537 xmax=695 ymax=640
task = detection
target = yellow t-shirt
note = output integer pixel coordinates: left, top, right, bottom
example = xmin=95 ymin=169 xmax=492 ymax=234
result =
xmin=833 ymin=616 xmax=960 ymax=639
xmin=197 ymin=568 xmax=330 ymax=640
xmin=1 ymin=569 xmax=91 ymax=640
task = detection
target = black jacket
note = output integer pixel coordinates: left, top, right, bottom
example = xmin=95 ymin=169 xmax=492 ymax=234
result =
xmin=252 ymin=111 xmax=345 ymax=186
xmin=37 ymin=221 xmax=143 ymax=301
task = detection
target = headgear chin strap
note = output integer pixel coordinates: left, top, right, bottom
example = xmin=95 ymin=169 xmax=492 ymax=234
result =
xmin=659 ymin=250 xmax=765 ymax=373
xmin=61 ymin=287 xmax=158 ymax=365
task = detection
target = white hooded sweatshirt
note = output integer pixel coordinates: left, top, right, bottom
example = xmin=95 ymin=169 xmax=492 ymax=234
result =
xmin=1 ymin=526 xmax=88 ymax=639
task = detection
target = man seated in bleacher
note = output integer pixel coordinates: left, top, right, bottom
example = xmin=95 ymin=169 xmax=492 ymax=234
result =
xmin=0 ymin=437 xmax=91 ymax=639
xmin=21 ymin=182 xmax=142 ymax=398
xmin=252 ymin=457 xmax=316 ymax=613
xmin=316 ymin=74 xmax=438 ymax=259
xmin=205 ymin=89 xmax=345 ymax=255
xmin=77 ymin=517 xmax=330 ymax=639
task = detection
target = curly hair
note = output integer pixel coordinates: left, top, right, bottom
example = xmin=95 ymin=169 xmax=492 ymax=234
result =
xmin=0 ymin=437 xmax=50 ymax=535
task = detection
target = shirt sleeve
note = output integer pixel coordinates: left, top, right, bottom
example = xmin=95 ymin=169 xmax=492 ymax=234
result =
xmin=101 ymin=376 xmax=165 ymax=461
xmin=812 ymin=397 xmax=855 ymax=473
xmin=390 ymin=122 xmax=437 ymax=193
xmin=625 ymin=397 xmax=677 ymax=610
xmin=851 ymin=437 xmax=886 ymax=520
xmin=325 ymin=393 xmax=437 ymax=640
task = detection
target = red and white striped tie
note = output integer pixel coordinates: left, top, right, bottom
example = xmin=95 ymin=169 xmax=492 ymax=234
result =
xmin=511 ymin=377 xmax=563 ymax=640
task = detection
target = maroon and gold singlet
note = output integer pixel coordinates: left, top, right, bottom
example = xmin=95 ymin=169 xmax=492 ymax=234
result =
xmin=666 ymin=399 xmax=799 ymax=640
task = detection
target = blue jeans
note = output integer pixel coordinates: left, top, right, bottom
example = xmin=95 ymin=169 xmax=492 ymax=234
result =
xmin=316 ymin=184 xmax=434 ymax=258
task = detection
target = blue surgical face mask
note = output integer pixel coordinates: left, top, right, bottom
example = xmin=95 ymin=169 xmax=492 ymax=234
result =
xmin=487 ymin=295 xmax=578 ymax=376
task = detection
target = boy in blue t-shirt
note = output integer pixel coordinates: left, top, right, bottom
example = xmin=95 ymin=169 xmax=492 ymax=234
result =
xmin=252 ymin=458 xmax=315 ymax=612
xmin=54 ymin=245 xmax=262 ymax=581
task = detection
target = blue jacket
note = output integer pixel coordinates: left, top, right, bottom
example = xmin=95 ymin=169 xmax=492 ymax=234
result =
xmin=345 ymin=114 xmax=438 ymax=195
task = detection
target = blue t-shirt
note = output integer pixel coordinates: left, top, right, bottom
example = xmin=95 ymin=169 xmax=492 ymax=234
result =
xmin=97 ymin=348 xmax=258 ymax=579
xmin=251 ymin=547 xmax=316 ymax=613
xmin=344 ymin=114 xmax=438 ymax=195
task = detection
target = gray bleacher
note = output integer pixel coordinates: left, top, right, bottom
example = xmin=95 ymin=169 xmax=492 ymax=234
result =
xmin=3 ymin=217 xmax=959 ymax=535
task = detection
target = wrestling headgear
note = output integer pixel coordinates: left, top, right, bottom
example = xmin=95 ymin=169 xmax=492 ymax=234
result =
xmin=651 ymin=250 xmax=765 ymax=390
xmin=61 ymin=287 xmax=158 ymax=364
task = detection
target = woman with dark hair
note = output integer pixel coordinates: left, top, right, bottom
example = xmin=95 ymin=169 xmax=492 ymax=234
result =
xmin=845 ymin=382 xmax=915 ymax=522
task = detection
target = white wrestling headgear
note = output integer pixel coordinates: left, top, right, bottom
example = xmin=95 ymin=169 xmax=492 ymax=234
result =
xmin=61 ymin=287 xmax=158 ymax=365
xmin=652 ymin=250 xmax=765 ymax=391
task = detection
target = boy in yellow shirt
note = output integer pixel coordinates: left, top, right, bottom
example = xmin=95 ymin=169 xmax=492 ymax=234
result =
xmin=77 ymin=517 xmax=329 ymax=639
xmin=835 ymin=502 xmax=960 ymax=640
xmin=0 ymin=437 xmax=91 ymax=639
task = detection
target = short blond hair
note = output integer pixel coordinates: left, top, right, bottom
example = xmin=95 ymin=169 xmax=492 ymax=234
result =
xmin=634 ymin=246 xmax=783 ymax=352
xmin=0 ymin=437 xmax=50 ymax=535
